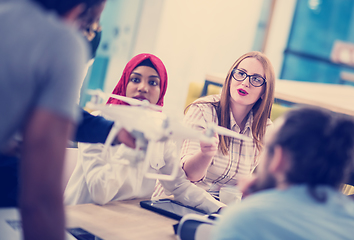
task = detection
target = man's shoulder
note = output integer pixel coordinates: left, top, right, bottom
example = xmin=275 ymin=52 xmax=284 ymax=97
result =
xmin=215 ymin=186 xmax=354 ymax=240
xmin=228 ymin=189 xmax=295 ymax=216
xmin=213 ymin=192 xmax=277 ymax=239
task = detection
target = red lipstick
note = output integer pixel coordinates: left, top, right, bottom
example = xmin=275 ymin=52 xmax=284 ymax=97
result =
xmin=237 ymin=88 xmax=248 ymax=96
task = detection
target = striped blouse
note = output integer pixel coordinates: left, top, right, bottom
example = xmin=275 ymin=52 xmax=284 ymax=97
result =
xmin=180 ymin=94 xmax=273 ymax=197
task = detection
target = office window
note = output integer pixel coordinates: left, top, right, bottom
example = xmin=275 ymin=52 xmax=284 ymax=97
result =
xmin=280 ymin=0 xmax=354 ymax=85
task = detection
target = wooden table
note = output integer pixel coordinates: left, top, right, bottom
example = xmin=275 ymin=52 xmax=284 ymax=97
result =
xmin=203 ymin=74 xmax=354 ymax=116
xmin=66 ymin=199 xmax=179 ymax=240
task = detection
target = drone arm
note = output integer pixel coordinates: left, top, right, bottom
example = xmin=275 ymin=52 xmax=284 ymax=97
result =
xmin=101 ymin=121 xmax=122 ymax=159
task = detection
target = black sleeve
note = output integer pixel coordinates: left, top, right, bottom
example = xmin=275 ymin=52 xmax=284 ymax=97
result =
xmin=74 ymin=109 xmax=114 ymax=144
xmin=346 ymin=171 xmax=354 ymax=186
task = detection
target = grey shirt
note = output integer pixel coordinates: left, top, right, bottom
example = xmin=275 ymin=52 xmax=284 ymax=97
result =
xmin=213 ymin=185 xmax=354 ymax=240
xmin=0 ymin=0 xmax=88 ymax=149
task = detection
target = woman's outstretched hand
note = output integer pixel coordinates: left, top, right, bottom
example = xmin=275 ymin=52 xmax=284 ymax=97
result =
xmin=200 ymin=132 xmax=219 ymax=158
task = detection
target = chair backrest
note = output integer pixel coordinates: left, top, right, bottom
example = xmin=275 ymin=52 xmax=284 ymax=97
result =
xmin=184 ymin=82 xmax=222 ymax=111
xmin=270 ymin=103 xmax=291 ymax=121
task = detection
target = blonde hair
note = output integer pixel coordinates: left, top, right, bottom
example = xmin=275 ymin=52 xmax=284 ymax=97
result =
xmin=219 ymin=51 xmax=275 ymax=154
xmin=186 ymin=51 xmax=275 ymax=155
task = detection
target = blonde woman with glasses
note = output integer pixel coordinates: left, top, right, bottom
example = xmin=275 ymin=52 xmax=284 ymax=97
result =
xmin=181 ymin=51 xmax=275 ymax=202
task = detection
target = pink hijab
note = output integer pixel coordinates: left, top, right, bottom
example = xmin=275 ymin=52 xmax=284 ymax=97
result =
xmin=106 ymin=53 xmax=168 ymax=106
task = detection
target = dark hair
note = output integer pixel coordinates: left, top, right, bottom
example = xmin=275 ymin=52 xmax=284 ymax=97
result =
xmin=269 ymin=106 xmax=354 ymax=201
xmin=136 ymin=59 xmax=157 ymax=72
xmin=32 ymin=0 xmax=106 ymax=16
xmin=88 ymin=30 xmax=101 ymax=59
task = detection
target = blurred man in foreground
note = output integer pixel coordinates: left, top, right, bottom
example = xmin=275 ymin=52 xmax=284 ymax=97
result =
xmin=0 ymin=0 xmax=110 ymax=239
xmin=213 ymin=106 xmax=354 ymax=240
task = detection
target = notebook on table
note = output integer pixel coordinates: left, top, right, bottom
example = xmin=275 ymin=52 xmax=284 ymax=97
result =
xmin=0 ymin=207 xmax=79 ymax=240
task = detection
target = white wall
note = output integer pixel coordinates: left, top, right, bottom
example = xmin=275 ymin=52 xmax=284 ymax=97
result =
xmin=153 ymin=0 xmax=263 ymax=114
xmin=125 ymin=0 xmax=264 ymax=115
xmin=100 ymin=0 xmax=144 ymax=94
xmin=103 ymin=0 xmax=296 ymax=115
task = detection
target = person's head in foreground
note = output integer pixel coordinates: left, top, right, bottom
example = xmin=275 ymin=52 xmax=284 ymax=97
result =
xmin=212 ymin=106 xmax=354 ymax=240
xmin=254 ymin=106 xmax=354 ymax=194
xmin=34 ymin=0 xmax=107 ymax=32
xmin=107 ymin=53 xmax=168 ymax=106
xmin=0 ymin=0 xmax=108 ymax=239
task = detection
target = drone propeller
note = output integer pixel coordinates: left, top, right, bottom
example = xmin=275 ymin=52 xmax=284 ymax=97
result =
xmin=206 ymin=123 xmax=251 ymax=141
xmin=86 ymin=89 xmax=108 ymax=104
xmin=87 ymin=89 xmax=162 ymax=111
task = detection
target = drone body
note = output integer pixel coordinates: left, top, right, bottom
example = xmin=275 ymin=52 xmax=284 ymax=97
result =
xmin=86 ymin=89 xmax=251 ymax=181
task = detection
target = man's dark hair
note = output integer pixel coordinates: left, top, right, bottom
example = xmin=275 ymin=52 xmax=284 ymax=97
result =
xmin=32 ymin=0 xmax=105 ymax=16
xmin=269 ymin=106 xmax=354 ymax=201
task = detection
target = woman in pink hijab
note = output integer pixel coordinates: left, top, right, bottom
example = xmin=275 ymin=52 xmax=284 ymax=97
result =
xmin=107 ymin=53 xmax=168 ymax=106
xmin=64 ymin=53 xmax=224 ymax=214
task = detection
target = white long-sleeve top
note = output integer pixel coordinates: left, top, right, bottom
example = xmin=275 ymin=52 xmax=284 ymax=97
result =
xmin=64 ymin=140 xmax=225 ymax=214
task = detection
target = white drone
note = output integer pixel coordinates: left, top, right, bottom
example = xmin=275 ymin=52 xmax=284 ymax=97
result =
xmin=86 ymin=89 xmax=251 ymax=181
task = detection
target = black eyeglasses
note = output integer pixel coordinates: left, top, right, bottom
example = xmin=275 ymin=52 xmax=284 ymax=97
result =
xmin=231 ymin=69 xmax=266 ymax=87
